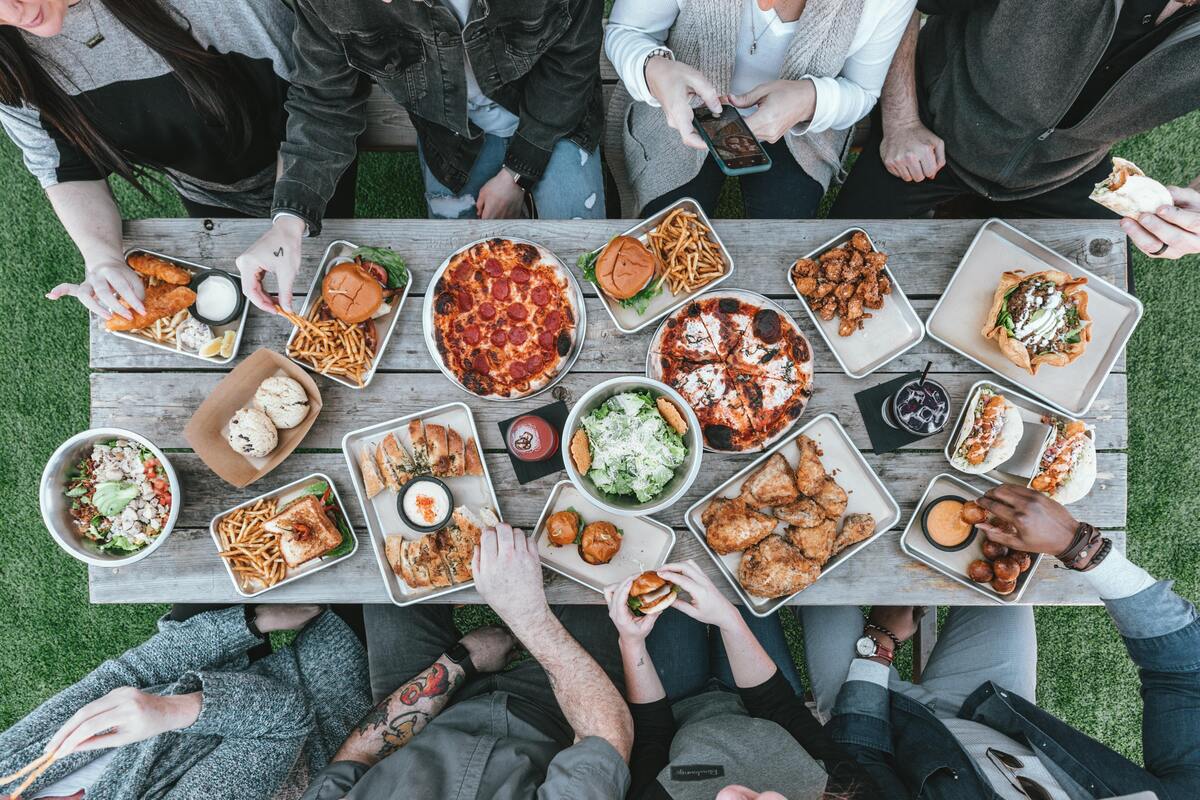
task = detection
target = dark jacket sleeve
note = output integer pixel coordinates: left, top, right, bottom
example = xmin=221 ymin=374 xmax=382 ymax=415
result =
xmin=502 ymin=0 xmax=603 ymax=183
xmin=825 ymin=678 xmax=912 ymax=798
xmin=299 ymin=760 xmax=370 ymax=800
xmin=627 ymin=698 xmax=676 ymax=800
xmin=917 ymin=0 xmax=995 ymax=13
xmin=740 ymin=670 xmax=886 ymax=799
xmin=273 ymin=0 xmax=370 ymax=234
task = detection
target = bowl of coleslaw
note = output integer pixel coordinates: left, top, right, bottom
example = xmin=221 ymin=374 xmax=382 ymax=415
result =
xmin=563 ymin=377 xmax=702 ymax=517
xmin=40 ymin=427 xmax=181 ymax=567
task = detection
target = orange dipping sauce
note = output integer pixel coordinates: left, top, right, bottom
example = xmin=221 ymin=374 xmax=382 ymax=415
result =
xmin=925 ymin=499 xmax=973 ymax=548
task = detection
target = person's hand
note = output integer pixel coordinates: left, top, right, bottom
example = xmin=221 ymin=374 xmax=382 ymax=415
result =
xmin=880 ymin=118 xmax=945 ymax=182
xmin=1122 ymin=186 xmax=1200 ymax=259
xmin=46 ymin=259 xmax=145 ymax=321
xmin=866 ymin=606 xmax=918 ymax=644
xmin=43 ymin=687 xmax=201 ymax=756
xmin=253 ymin=604 xmax=322 ymax=634
xmin=644 ymin=55 xmax=722 ymax=150
xmin=458 ymin=626 xmax=519 ymax=673
xmin=976 ymin=484 xmax=1079 ymax=555
xmin=655 ymin=560 xmax=740 ymax=630
xmin=728 ymin=79 xmax=817 ymax=144
xmin=472 ymin=524 xmax=549 ymax=629
xmin=476 ymin=169 xmax=526 ymax=220
xmin=234 ymin=215 xmax=305 ymax=314
xmin=604 ymin=574 xmax=659 ymax=644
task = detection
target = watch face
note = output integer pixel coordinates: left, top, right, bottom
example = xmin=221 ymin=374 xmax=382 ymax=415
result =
xmin=855 ymin=636 xmax=877 ymax=657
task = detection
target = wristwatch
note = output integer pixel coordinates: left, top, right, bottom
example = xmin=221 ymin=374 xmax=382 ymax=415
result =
xmin=445 ymin=642 xmax=478 ymax=682
xmin=855 ymin=633 xmax=895 ymax=666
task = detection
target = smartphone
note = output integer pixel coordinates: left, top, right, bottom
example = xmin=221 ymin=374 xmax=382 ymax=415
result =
xmin=692 ymin=105 xmax=772 ymax=176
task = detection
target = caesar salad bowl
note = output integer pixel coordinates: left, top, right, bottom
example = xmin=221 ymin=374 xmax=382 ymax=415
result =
xmin=41 ymin=427 xmax=181 ymax=568
xmin=563 ymin=377 xmax=703 ymax=517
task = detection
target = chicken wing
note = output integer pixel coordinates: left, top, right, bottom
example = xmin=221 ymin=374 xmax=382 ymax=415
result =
xmin=793 ymin=435 xmax=827 ymax=496
xmin=703 ymin=497 xmax=779 ymax=555
xmin=785 ymin=519 xmax=836 ymax=565
xmin=813 ymin=476 xmax=848 ymax=520
xmin=105 ymin=283 xmax=197 ymax=332
xmin=127 ymin=253 xmax=192 ymax=285
xmin=833 ymin=513 xmax=876 ymax=555
xmin=793 ymin=258 xmax=819 ymax=279
xmin=774 ymin=497 xmax=826 ymax=528
xmin=850 ymin=231 xmax=872 ymax=253
xmin=738 ymin=535 xmax=822 ymax=598
xmin=738 ymin=453 xmax=798 ymax=508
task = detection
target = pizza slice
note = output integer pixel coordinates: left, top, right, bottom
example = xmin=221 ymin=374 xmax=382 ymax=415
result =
xmin=667 ymin=362 xmax=758 ymax=451
xmin=653 ymin=304 xmax=722 ymax=363
xmin=697 ymin=296 xmax=753 ymax=359
xmin=729 ymin=324 xmax=814 ymax=385
xmin=728 ymin=370 xmax=810 ymax=443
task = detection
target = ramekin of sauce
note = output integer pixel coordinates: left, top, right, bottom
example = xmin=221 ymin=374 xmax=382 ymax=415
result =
xmin=190 ymin=270 xmax=244 ymax=326
xmin=920 ymin=495 xmax=977 ymax=552
xmin=398 ymin=476 xmax=454 ymax=533
xmin=506 ymin=414 xmax=559 ymax=462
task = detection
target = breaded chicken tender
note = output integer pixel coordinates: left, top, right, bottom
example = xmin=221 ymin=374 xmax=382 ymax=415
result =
xmin=702 ymin=497 xmax=778 ymax=555
xmin=106 ymin=283 xmax=197 ymax=331
xmin=738 ymin=453 xmax=798 ymax=508
xmin=127 ymin=252 xmax=192 ymax=285
xmin=738 ymin=535 xmax=821 ymax=598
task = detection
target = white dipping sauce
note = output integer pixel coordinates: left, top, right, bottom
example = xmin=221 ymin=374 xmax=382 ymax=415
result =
xmin=196 ymin=274 xmax=239 ymax=321
xmin=403 ymin=480 xmax=451 ymax=527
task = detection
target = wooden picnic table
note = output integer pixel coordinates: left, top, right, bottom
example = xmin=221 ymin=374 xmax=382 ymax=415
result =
xmin=88 ymin=218 xmax=1129 ymax=607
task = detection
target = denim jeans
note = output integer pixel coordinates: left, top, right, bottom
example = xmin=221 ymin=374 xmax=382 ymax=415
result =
xmin=645 ymin=607 xmax=805 ymax=702
xmin=418 ymin=134 xmax=605 ymax=220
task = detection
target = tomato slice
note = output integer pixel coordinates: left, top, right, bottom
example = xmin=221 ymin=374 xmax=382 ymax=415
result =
xmin=360 ymin=261 xmax=389 ymax=285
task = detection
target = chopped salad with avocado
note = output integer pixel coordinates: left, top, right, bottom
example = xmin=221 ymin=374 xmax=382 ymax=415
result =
xmin=65 ymin=439 xmax=172 ymax=554
xmin=580 ymin=392 xmax=687 ymax=502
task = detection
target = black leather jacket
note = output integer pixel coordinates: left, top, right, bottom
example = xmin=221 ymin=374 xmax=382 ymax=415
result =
xmin=274 ymin=0 xmax=604 ymax=232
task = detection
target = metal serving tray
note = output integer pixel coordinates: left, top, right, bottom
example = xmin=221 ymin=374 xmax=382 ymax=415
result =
xmin=580 ymin=198 xmax=736 ymax=334
xmin=788 ymin=227 xmax=925 ymax=379
xmin=900 ymin=473 xmax=1043 ymax=604
xmin=340 ymin=402 xmax=502 ymax=606
xmin=532 ymin=480 xmax=676 ymax=594
xmin=421 ymin=237 xmax=586 ymax=401
xmin=945 ymin=379 xmax=1065 ymax=486
xmin=285 ymin=239 xmax=412 ymax=390
xmin=684 ymin=413 xmax=900 ymax=617
xmin=114 ymin=248 xmax=249 ymax=365
xmin=209 ymin=471 xmax=358 ymax=598
xmin=926 ymin=218 xmax=1141 ymax=416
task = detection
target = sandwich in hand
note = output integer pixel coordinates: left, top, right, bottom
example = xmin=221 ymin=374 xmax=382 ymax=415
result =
xmin=1029 ymin=418 xmax=1096 ymax=504
xmin=982 ymin=269 xmax=1091 ymax=374
xmin=950 ymin=387 xmax=1024 ymax=473
xmin=627 ymin=571 xmax=678 ymax=616
xmin=264 ymin=494 xmax=344 ymax=568
xmin=1090 ymin=158 xmax=1174 ymax=218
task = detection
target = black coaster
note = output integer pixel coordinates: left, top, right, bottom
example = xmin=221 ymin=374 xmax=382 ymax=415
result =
xmin=497 ymin=401 xmax=568 ymax=485
xmin=855 ymin=372 xmax=954 ymax=454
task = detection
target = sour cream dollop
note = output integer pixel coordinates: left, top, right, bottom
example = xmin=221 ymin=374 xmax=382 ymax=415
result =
xmin=401 ymin=478 xmax=451 ymax=529
xmin=194 ymin=272 xmax=240 ymax=323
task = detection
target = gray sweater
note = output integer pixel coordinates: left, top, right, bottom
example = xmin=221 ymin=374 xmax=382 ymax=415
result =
xmin=0 ymin=608 xmax=370 ymax=800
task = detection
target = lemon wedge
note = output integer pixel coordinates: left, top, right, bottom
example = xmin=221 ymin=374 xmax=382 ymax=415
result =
xmin=218 ymin=330 xmax=237 ymax=359
xmin=199 ymin=338 xmax=224 ymax=359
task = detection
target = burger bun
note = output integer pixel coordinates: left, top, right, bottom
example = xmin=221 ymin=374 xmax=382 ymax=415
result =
xmin=596 ymin=236 xmax=658 ymax=301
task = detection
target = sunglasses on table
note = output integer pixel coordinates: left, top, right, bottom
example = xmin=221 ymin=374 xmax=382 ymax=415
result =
xmin=985 ymin=748 xmax=1054 ymax=800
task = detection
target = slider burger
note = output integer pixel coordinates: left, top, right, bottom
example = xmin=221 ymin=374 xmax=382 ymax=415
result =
xmin=594 ymin=236 xmax=659 ymax=301
xmin=627 ymin=571 xmax=679 ymax=616
xmin=949 ymin=387 xmax=1024 ymax=474
xmin=1090 ymin=157 xmax=1174 ymax=218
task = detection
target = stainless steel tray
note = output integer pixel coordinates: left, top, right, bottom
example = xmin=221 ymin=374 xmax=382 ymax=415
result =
xmin=579 ymin=198 xmax=736 ymax=334
xmin=209 ymin=471 xmax=358 ymax=598
xmin=684 ymin=412 xmax=901 ymax=617
xmin=944 ymin=380 xmax=1062 ymax=486
xmin=788 ymin=227 xmax=924 ymax=379
xmin=285 ymin=239 xmax=412 ymax=390
xmin=340 ymin=402 xmax=502 ymax=606
xmin=926 ymin=218 xmax=1141 ymax=416
xmin=900 ymin=473 xmax=1043 ymax=604
xmin=114 ymin=248 xmax=249 ymax=365
xmin=421 ymin=237 xmax=586 ymax=401
xmin=532 ymin=480 xmax=676 ymax=594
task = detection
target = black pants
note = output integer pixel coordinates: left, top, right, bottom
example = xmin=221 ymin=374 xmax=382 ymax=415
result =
xmin=831 ymin=116 xmax=1119 ymax=220
xmin=179 ymin=159 xmax=360 ymax=220
xmin=641 ymin=138 xmax=826 ymax=219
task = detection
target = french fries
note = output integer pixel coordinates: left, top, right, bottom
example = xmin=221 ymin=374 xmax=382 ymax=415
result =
xmin=646 ymin=208 xmax=726 ymax=295
xmin=283 ymin=300 xmax=374 ymax=388
xmin=215 ymin=498 xmax=284 ymax=591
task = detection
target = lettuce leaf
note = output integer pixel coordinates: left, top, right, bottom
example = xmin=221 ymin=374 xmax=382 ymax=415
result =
xmin=353 ymin=246 xmax=408 ymax=289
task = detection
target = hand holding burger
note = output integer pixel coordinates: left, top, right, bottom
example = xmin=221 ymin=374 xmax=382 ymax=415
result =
xmin=655 ymin=560 xmax=741 ymax=630
xmin=605 ymin=573 xmax=667 ymax=644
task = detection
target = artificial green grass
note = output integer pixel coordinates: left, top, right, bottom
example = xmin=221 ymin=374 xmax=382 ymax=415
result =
xmin=2 ymin=111 xmax=1198 ymax=768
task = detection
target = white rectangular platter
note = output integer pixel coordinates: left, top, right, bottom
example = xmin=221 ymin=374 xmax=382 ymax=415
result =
xmin=926 ymin=219 xmax=1141 ymax=416
xmin=340 ymin=402 xmax=501 ymax=605
xmin=685 ymin=412 xmax=900 ymax=617
xmin=532 ymin=480 xmax=676 ymax=594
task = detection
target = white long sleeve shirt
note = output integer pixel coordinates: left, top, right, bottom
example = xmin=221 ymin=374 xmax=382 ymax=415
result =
xmin=605 ymin=0 xmax=915 ymax=135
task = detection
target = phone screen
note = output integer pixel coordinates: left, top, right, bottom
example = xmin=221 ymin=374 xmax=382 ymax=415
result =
xmin=694 ymin=106 xmax=769 ymax=169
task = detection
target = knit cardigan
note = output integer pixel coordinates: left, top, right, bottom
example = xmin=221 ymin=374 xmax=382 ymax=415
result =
xmin=0 ymin=608 xmax=371 ymax=800
xmin=607 ymin=0 xmax=865 ymax=216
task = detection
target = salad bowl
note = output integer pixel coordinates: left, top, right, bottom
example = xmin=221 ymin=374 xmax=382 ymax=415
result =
xmin=563 ymin=376 xmax=703 ymax=517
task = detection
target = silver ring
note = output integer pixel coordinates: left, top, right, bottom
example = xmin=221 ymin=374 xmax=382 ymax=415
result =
xmin=1151 ymin=242 xmax=1169 ymax=256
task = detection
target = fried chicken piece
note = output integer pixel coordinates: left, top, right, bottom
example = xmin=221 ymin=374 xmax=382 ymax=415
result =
xmin=840 ymin=259 xmax=861 ymax=283
xmin=835 ymin=282 xmax=857 ymax=301
xmin=845 ymin=297 xmax=864 ymax=321
xmin=814 ymin=281 xmax=836 ymax=299
xmin=786 ymin=519 xmax=837 ymax=565
xmin=850 ymin=231 xmax=871 ymax=253
xmin=821 ymin=259 xmax=844 ymax=282
xmin=794 ymin=276 xmax=818 ymax=297
xmin=794 ymin=435 xmax=827 ymax=496
xmin=865 ymin=251 xmax=888 ymax=271
xmin=127 ymin=253 xmax=192 ymax=285
xmin=738 ymin=535 xmax=822 ymax=598
xmin=819 ymin=246 xmax=848 ymax=264
xmin=849 ymin=249 xmax=865 ymax=272
xmin=793 ymin=258 xmax=819 ymax=279
xmin=703 ymin=498 xmax=779 ymax=555
xmin=813 ymin=476 xmax=848 ymax=519
xmin=739 ymin=453 xmax=799 ymax=507
xmin=774 ymin=497 xmax=826 ymax=528
xmin=879 ymin=274 xmax=892 ymax=295
xmin=833 ymin=513 xmax=876 ymax=555
xmin=817 ymin=298 xmax=838 ymax=321
xmin=105 ymin=283 xmax=197 ymax=331
xmin=837 ymin=318 xmax=858 ymax=337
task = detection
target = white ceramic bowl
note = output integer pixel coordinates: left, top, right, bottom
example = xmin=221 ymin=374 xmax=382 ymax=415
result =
xmin=40 ymin=428 xmax=181 ymax=567
xmin=563 ymin=377 xmax=703 ymax=517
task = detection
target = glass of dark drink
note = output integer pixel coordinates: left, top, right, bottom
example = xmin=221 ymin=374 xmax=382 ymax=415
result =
xmin=885 ymin=378 xmax=951 ymax=436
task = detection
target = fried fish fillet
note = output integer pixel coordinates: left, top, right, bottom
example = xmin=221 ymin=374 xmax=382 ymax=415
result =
xmin=702 ymin=497 xmax=778 ymax=555
xmin=785 ymin=519 xmax=836 ymax=565
xmin=105 ymin=283 xmax=197 ymax=331
xmin=738 ymin=535 xmax=822 ymax=598
xmin=739 ymin=453 xmax=799 ymax=508
xmin=127 ymin=252 xmax=192 ymax=285
xmin=833 ymin=513 xmax=876 ymax=555
xmin=813 ymin=476 xmax=848 ymax=520
xmin=794 ymin=435 xmax=827 ymax=496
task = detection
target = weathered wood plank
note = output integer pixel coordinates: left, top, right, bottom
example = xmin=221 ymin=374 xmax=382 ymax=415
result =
xmin=101 ymin=451 xmax=1127 ymax=532
xmin=90 ymin=370 xmax=1128 ymax=452
xmin=120 ymin=219 xmax=1128 ymax=301
xmin=89 ymin=297 xmax=1127 ymax=375
xmin=88 ymin=526 xmax=1126 ymax=606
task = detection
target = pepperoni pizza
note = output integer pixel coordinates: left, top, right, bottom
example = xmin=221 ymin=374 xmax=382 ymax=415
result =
xmin=650 ymin=293 xmax=813 ymax=451
xmin=430 ymin=238 xmax=580 ymax=399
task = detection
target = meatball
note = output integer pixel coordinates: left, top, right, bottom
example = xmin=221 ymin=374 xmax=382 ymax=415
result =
xmin=960 ymin=501 xmax=987 ymax=525
xmin=545 ymin=510 xmax=581 ymax=547
xmin=967 ymin=559 xmax=994 ymax=583
xmin=993 ymin=556 xmax=1020 ymax=582
xmin=991 ymin=577 xmax=1017 ymax=596
xmin=1011 ymin=550 xmax=1034 ymax=573
xmin=579 ymin=521 xmax=622 ymax=565
xmin=981 ymin=539 xmax=1009 ymax=561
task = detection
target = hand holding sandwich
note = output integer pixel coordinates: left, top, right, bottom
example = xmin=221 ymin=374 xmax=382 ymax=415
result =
xmin=1122 ymin=186 xmax=1200 ymax=260
xmin=656 ymin=560 xmax=740 ymax=631
xmin=975 ymin=484 xmax=1079 ymax=556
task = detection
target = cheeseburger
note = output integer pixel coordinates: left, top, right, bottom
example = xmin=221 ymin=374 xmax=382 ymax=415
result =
xmin=595 ymin=236 xmax=659 ymax=301
xmin=321 ymin=246 xmax=409 ymax=325
xmin=627 ymin=571 xmax=678 ymax=616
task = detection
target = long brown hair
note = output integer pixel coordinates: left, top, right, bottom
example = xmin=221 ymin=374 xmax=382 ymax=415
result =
xmin=0 ymin=0 xmax=254 ymax=194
